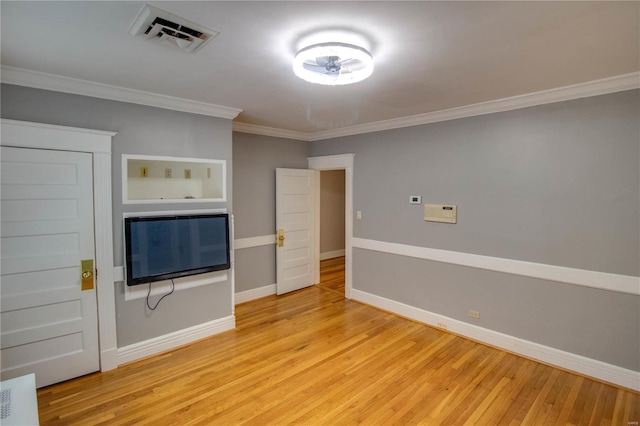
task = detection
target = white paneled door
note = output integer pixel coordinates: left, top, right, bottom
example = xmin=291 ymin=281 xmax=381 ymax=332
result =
xmin=276 ymin=168 xmax=316 ymax=295
xmin=1 ymin=146 xmax=99 ymax=388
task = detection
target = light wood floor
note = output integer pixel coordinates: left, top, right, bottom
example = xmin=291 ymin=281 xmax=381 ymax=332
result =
xmin=317 ymin=256 xmax=346 ymax=294
xmin=37 ymin=258 xmax=638 ymax=425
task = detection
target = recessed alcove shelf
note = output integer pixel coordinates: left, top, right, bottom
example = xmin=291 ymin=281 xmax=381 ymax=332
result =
xmin=122 ymin=154 xmax=226 ymax=204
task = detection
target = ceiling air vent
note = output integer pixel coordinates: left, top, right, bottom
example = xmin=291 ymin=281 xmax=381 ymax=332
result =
xmin=129 ymin=4 xmax=219 ymax=54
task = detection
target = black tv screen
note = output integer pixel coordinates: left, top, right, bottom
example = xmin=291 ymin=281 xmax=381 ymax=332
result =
xmin=124 ymin=213 xmax=230 ymax=286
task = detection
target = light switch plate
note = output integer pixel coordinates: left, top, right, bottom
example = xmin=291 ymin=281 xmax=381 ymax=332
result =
xmin=410 ymin=195 xmax=422 ymax=205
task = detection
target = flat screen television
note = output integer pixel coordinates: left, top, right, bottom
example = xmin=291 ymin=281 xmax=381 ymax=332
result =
xmin=124 ymin=213 xmax=230 ymax=286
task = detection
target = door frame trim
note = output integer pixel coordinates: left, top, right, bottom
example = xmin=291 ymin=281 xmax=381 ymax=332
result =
xmin=308 ymin=154 xmax=354 ymax=299
xmin=1 ymin=118 xmax=119 ymax=371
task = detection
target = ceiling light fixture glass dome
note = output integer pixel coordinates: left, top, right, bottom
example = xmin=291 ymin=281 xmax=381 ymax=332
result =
xmin=293 ymin=42 xmax=374 ymax=86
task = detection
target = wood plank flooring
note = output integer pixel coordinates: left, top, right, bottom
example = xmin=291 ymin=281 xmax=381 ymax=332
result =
xmin=317 ymin=256 xmax=345 ymax=294
xmin=37 ymin=258 xmax=639 ymax=425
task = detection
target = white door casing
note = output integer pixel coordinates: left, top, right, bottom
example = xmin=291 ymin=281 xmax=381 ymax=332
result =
xmin=0 ymin=119 xmax=118 ymax=375
xmin=308 ymin=154 xmax=354 ymax=299
xmin=276 ymin=168 xmax=316 ymax=295
xmin=1 ymin=147 xmax=99 ymax=387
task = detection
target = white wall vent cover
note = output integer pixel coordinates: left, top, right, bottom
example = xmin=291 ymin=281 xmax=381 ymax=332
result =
xmin=129 ymin=4 xmax=219 ymax=54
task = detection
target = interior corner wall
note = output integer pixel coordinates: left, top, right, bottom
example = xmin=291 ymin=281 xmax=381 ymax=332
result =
xmin=1 ymin=83 xmax=234 ymax=348
xmin=232 ymin=132 xmax=309 ymax=293
xmin=309 ymin=89 xmax=640 ymax=372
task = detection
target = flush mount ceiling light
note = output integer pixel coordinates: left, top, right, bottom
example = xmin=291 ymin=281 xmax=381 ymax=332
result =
xmin=293 ymin=42 xmax=374 ymax=86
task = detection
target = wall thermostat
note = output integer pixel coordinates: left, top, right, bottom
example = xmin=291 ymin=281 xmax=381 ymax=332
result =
xmin=410 ymin=195 xmax=422 ymax=205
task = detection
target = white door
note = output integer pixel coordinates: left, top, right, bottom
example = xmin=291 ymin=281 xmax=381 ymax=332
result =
xmin=1 ymin=146 xmax=99 ymax=388
xmin=276 ymin=168 xmax=316 ymax=295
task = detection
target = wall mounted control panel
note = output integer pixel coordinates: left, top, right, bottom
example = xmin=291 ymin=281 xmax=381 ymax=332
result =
xmin=424 ymin=204 xmax=457 ymax=224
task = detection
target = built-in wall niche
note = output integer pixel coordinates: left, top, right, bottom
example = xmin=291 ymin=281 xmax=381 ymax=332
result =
xmin=123 ymin=154 xmax=226 ymax=204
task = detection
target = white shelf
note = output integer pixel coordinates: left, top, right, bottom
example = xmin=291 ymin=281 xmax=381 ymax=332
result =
xmin=122 ymin=154 xmax=226 ymax=204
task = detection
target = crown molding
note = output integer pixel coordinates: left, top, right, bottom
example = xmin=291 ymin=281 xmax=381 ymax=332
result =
xmin=3 ymin=66 xmax=637 ymax=140
xmin=1 ymin=66 xmax=242 ymax=120
xmin=231 ymin=122 xmax=310 ymax=141
xmin=232 ymin=72 xmax=639 ymax=141
xmin=307 ymin=72 xmax=640 ymax=141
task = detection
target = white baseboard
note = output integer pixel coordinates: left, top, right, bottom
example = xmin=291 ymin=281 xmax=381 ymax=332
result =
xmin=351 ymin=289 xmax=640 ymax=392
xmin=100 ymin=347 xmax=118 ymax=371
xmin=235 ymin=284 xmax=276 ymax=304
xmin=320 ymin=249 xmax=345 ymax=261
xmin=117 ymin=315 xmax=235 ymax=366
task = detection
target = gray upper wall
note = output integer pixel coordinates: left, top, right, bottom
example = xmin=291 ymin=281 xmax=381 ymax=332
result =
xmin=311 ymin=90 xmax=640 ymax=277
xmin=1 ymin=83 xmax=234 ymax=346
xmin=233 ymin=132 xmax=309 ymax=239
xmin=1 ymin=84 xmax=233 ymax=263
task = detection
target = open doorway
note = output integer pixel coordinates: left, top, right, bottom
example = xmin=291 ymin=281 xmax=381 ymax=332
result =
xmin=308 ymin=153 xmax=354 ymax=299
xmin=318 ymin=170 xmax=346 ymax=295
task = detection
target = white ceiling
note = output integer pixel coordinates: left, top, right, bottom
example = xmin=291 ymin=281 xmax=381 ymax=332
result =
xmin=1 ymin=1 xmax=639 ymax=138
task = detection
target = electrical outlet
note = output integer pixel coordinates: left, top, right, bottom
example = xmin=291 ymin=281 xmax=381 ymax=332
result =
xmin=436 ymin=321 xmax=448 ymax=329
xmin=165 ymin=168 xmax=172 ymax=178
xmin=468 ymin=310 xmax=480 ymax=319
xmin=184 ymin=169 xmax=191 ymax=179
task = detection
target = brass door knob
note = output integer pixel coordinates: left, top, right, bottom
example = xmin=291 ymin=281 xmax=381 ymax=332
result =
xmin=81 ymin=259 xmax=95 ymax=290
